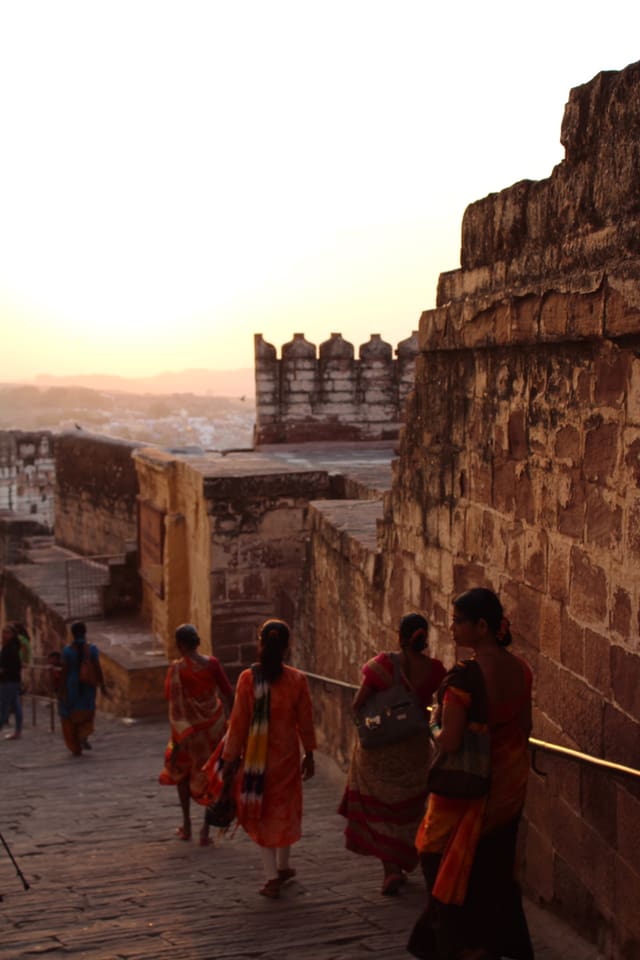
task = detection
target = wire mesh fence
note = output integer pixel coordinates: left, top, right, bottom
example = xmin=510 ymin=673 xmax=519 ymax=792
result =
xmin=63 ymin=555 xmax=118 ymax=620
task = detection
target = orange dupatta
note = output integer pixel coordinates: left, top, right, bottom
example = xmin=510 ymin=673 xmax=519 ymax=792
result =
xmin=417 ymin=684 xmax=488 ymax=905
xmin=167 ymin=658 xmax=225 ymax=744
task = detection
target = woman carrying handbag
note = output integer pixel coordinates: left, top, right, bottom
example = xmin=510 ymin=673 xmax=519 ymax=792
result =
xmin=59 ymin=621 xmax=109 ymax=756
xmin=207 ymin=619 xmax=316 ymax=899
xmin=339 ymin=613 xmax=446 ymax=896
xmin=408 ymin=588 xmax=534 ymax=960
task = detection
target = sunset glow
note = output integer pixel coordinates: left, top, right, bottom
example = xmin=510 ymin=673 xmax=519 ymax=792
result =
xmin=1 ymin=1 xmax=637 ymax=382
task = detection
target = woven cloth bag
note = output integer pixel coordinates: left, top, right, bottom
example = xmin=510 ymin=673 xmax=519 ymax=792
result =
xmin=426 ymin=660 xmax=491 ymax=798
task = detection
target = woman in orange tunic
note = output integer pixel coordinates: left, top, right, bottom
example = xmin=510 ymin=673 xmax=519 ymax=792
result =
xmin=220 ymin=618 xmax=317 ymax=899
xmin=159 ymin=623 xmax=233 ymax=846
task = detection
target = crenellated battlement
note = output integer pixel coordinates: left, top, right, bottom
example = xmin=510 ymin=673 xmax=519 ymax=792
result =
xmin=254 ymin=331 xmax=419 ymax=444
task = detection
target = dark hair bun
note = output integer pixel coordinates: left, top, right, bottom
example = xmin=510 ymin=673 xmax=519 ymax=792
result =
xmin=175 ymin=623 xmax=200 ymax=648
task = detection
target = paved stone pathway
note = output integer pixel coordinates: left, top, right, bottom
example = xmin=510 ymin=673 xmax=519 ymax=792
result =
xmin=1 ymin=708 xmax=604 ymax=959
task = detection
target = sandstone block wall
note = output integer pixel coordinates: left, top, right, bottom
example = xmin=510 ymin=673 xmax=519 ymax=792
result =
xmin=206 ymin=470 xmax=334 ymax=682
xmin=55 ymin=432 xmax=140 ymax=557
xmin=376 ymin=61 xmax=640 ymax=957
xmin=0 ymin=567 xmax=69 ymax=676
xmin=133 ymin=448 xmax=336 ymax=675
xmin=133 ymin=449 xmax=213 ymax=656
xmin=296 ymin=499 xmax=387 ymax=767
xmin=254 ymin=331 xmax=419 ymax=444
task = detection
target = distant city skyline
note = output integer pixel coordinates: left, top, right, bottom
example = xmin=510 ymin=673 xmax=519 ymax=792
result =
xmin=1 ymin=1 xmax=638 ymax=382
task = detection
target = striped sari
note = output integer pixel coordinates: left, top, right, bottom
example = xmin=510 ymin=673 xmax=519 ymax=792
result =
xmin=159 ymin=655 xmax=232 ymax=802
xmin=339 ymin=652 xmax=445 ymax=872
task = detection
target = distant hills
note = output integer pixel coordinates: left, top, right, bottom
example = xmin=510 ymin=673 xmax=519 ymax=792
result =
xmin=31 ymin=367 xmax=255 ymax=397
xmin=0 ymin=379 xmax=255 ymax=448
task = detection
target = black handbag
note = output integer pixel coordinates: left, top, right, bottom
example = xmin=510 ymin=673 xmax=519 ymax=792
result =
xmin=426 ymin=660 xmax=491 ymax=798
xmin=355 ymin=653 xmax=430 ymax=749
xmin=205 ymin=787 xmax=236 ymax=829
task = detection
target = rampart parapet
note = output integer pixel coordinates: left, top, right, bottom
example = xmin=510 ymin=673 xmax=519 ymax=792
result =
xmin=254 ymin=331 xmax=418 ymax=444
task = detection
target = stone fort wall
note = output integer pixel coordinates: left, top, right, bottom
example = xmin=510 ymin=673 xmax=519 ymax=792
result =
xmin=297 ymin=61 xmax=640 ymax=957
xmin=54 ymin=432 xmax=140 ymax=557
xmin=254 ymin=331 xmax=419 ymax=444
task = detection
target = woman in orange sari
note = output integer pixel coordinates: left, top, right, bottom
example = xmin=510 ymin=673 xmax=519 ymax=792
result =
xmin=159 ymin=623 xmax=233 ymax=846
xmin=408 ymin=588 xmax=534 ymax=960
xmin=214 ymin=618 xmax=316 ymax=899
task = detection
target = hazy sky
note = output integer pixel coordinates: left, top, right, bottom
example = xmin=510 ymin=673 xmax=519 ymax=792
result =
xmin=1 ymin=1 xmax=638 ymax=381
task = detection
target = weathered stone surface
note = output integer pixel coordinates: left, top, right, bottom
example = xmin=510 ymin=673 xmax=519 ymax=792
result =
xmin=370 ymin=62 xmax=640 ymax=957
xmin=610 ymin=644 xmax=640 ymax=719
xmin=55 ymin=431 xmax=140 ymax=556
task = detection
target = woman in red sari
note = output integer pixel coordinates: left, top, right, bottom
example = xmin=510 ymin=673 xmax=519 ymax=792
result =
xmin=408 ymin=588 xmax=533 ymax=960
xmin=159 ymin=623 xmax=233 ymax=846
xmin=339 ymin=613 xmax=446 ymax=896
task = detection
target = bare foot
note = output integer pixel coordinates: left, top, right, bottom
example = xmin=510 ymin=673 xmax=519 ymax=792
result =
xmin=176 ymin=825 xmax=192 ymax=841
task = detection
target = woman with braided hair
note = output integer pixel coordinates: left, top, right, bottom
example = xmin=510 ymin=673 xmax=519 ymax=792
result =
xmin=339 ymin=613 xmax=446 ymax=896
xmin=216 ymin=618 xmax=316 ymax=899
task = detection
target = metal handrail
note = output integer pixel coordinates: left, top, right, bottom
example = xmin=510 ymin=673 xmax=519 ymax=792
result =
xmin=304 ymin=670 xmax=359 ymax=691
xmin=529 ymin=737 xmax=640 ymax=781
xmin=302 ymin=669 xmax=640 ymax=782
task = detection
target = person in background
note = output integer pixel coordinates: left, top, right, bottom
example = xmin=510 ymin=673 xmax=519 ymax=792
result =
xmin=213 ymin=618 xmax=316 ymax=899
xmin=15 ymin=622 xmax=32 ymax=695
xmin=15 ymin=623 xmax=32 ymax=668
xmin=159 ymin=623 xmax=233 ymax=846
xmin=59 ymin=621 xmax=108 ymax=756
xmin=339 ymin=613 xmax=446 ymax=896
xmin=0 ymin=623 xmax=23 ymax=740
xmin=408 ymin=587 xmax=534 ymax=960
